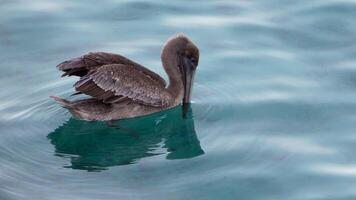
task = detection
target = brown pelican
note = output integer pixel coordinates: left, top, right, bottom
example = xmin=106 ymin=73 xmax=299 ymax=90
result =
xmin=51 ymin=33 xmax=199 ymax=121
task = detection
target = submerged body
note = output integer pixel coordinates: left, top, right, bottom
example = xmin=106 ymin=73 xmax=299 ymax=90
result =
xmin=51 ymin=33 xmax=199 ymax=121
xmin=52 ymin=97 xmax=164 ymax=121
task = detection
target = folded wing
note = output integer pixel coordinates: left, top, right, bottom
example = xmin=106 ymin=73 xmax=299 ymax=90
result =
xmin=56 ymin=52 xmax=170 ymax=107
xmin=56 ymin=52 xmax=166 ymax=86
xmin=74 ymin=64 xmax=171 ymax=107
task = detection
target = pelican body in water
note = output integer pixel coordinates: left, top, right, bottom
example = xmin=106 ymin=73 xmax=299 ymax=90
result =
xmin=51 ymin=33 xmax=199 ymax=121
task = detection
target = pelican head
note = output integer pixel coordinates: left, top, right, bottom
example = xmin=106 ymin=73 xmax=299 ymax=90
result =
xmin=161 ymin=33 xmax=200 ymax=116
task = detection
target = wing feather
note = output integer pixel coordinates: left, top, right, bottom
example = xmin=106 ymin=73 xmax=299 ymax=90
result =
xmin=57 ymin=52 xmax=166 ymax=87
xmin=74 ymin=64 xmax=172 ymax=107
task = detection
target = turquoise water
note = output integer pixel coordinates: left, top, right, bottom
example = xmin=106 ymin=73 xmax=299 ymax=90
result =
xmin=1 ymin=0 xmax=356 ymax=199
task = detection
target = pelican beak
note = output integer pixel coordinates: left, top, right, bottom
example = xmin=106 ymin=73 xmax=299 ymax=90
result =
xmin=181 ymin=57 xmax=197 ymax=118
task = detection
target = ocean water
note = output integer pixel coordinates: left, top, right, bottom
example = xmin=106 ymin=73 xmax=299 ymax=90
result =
xmin=1 ymin=0 xmax=356 ymax=199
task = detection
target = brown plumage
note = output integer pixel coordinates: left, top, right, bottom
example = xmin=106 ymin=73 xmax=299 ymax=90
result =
xmin=51 ymin=33 xmax=200 ymax=121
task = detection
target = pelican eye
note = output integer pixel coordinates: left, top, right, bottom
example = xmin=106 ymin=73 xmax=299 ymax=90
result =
xmin=190 ymin=57 xmax=197 ymax=65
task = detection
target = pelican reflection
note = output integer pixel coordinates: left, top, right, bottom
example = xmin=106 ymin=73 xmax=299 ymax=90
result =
xmin=47 ymin=106 xmax=204 ymax=171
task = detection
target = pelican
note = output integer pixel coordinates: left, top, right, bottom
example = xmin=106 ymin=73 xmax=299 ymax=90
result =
xmin=51 ymin=33 xmax=199 ymax=122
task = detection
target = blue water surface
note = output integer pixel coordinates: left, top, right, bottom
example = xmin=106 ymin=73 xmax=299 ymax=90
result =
xmin=1 ymin=0 xmax=356 ymax=199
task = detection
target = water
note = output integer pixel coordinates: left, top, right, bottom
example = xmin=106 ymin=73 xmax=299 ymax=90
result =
xmin=1 ymin=0 xmax=356 ymax=199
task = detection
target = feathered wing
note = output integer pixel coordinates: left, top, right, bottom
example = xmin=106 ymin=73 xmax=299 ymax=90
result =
xmin=56 ymin=52 xmax=166 ymax=86
xmin=73 ymin=64 xmax=172 ymax=107
xmin=56 ymin=52 xmax=170 ymax=107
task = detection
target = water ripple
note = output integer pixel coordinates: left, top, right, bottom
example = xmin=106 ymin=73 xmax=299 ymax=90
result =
xmin=2 ymin=0 xmax=356 ymax=199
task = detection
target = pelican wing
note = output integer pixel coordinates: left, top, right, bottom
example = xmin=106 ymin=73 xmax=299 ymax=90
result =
xmin=73 ymin=64 xmax=172 ymax=107
xmin=56 ymin=52 xmax=166 ymax=86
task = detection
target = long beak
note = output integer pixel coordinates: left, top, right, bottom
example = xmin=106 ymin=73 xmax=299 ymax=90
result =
xmin=182 ymin=57 xmax=196 ymax=118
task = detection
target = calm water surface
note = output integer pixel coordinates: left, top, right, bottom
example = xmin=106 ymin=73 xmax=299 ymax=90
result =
xmin=1 ymin=0 xmax=356 ymax=199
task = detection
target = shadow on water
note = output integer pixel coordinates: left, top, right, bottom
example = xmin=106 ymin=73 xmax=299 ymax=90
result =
xmin=47 ymin=106 xmax=204 ymax=171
